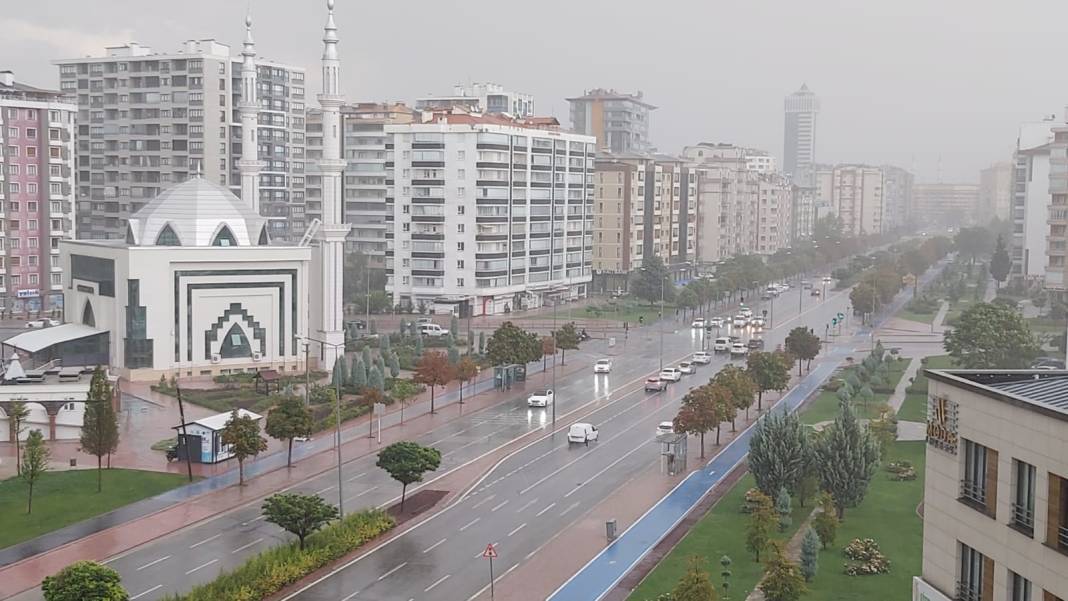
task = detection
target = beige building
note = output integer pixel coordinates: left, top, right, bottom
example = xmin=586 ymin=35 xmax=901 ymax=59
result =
xmin=914 ymin=369 xmax=1068 ymax=601
xmin=567 ymin=89 xmax=655 ymax=154
xmin=815 ymin=165 xmax=885 ymax=236
xmin=1045 ymin=127 xmax=1068 ymax=293
xmin=981 ymin=162 xmax=1014 ymax=223
xmin=684 ymin=144 xmax=758 ymax=263
xmin=913 ymin=183 xmax=981 ymax=227
xmin=757 ymin=174 xmax=793 ymax=254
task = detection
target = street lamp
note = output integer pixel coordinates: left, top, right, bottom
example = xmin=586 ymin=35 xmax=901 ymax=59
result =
xmin=298 ymin=335 xmax=350 ymax=516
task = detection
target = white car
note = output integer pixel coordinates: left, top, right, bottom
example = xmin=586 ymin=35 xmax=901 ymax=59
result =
xmin=692 ymin=351 xmax=712 ymax=364
xmin=750 ymin=316 xmax=766 ymax=329
xmin=691 ymin=317 xmax=706 ymax=328
xmin=707 ymin=317 xmax=725 ymax=328
xmin=527 ymin=389 xmax=554 ymax=407
xmin=419 ymin=323 xmax=450 ymax=338
xmin=678 ymin=362 xmax=696 ymax=375
xmin=656 ymin=421 xmax=675 ymax=436
xmin=739 ymin=307 xmax=753 ymax=318
xmin=712 ymin=337 xmax=731 ymax=352
xmin=659 ymin=368 xmax=683 ymax=382
xmin=732 ymin=315 xmax=748 ymax=328
xmin=593 ymin=359 xmax=612 ymax=374
xmin=567 ymin=423 xmax=599 ymax=445
xmin=822 ymin=275 xmax=833 ymax=283
xmin=645 ymin=377 xmax=668 ymax=392
xmin=730 ymin=342 xmax=748 ymax=357
xmin=26 ymin=319 xmax=60 ymax=329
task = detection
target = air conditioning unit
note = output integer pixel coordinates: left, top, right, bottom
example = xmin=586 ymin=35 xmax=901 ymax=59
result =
xmin=210 ymin=353 xmax=221 ymax=364
xmin=252 ymin=351 xmax=262 ymax=362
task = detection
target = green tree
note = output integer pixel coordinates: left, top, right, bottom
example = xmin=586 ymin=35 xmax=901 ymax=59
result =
xmin=450 ymin=315 xmax=460 ymax=338
xmin=220 ymin=409 xmax=268 ymax=486
xmin=745 ymin=489 xmax=775 ymax=562
xmin=414 ymin=332 xmax=424 ymax=355
xmin=712 ymin=365 xmax=757 ymax=424
xmin=748 ymin=410 xmax=810 ymax=498
xmin=849 ymin=283 xmax=877 ymax=319
xmin=631 ymin=255 xmax=674 ymax=305
xmin=80 ymin=368 xmax=120 ymax=492
xmin=447 ymin=341 xmax=460 ymax=365
xmin=368 ymin=365 xmax=385 ymax=393
xmin=22 ymin=429 xmax=50 ymax=513
xmin=799 ymin=527 xmax=819 ymax=582
xmin=746 ymin=351 xmax=790 ymax=412
xmin=784 ymin=327 xmax=821 ymax=375
xmin=719 ymin=555 xmax=733 ymax=600
xmin=944 ymin=302 xmax=1040 ymax=369
xmin=955 ymin=226 xmax=991 ymax=264
xmin=413 ymin=351 xmax=453 ymax=414
xmin=42 ymin=560 xmax=128 ymax=601
xmin=376 ymin=441 xmax=442 ymax=510
xmin=760 ymin=540 xmax=806 ymax=601
xmin=671 ymin=556 xmax=719 ymax=601
xmin=390 ymin=379 xmax=421 ymax=424
xmin=673 ymin=386 xmax=720 ymax=457
xmin=8 ymin=401 xmax=29 ymax=475
xmin=478 ymin=331 xmax=486 ymax=354
xmin=380 ymin=332 xmax=391 ymax=354
xmin=388 ymin=350 xmax=400 ymax=379
xmin=775 ymin=486 xmax=792 ymax=531
xmin=676 ymin=288 xmax=699 ymax=318
xmin=455 ymin=356 xmax=479 ymax=405
xmin=812 ymin=492 xmax=839 ymax=548
xmin=813 ymin=401 xmax=880 ymax=518
xmin=265 ymin=395 xmax=313 ymax=468
xmin=857 ymin=384 xmax=874 ymax=406
xmin=485 ymin=321 xmax=542 ymax=366
xmin=332 ymin=357 xmax=346 ymax=390
xmin=350 ymin=356 xmax=367 ymax=391
xmin=261 ymin=492 xmax=339 ymax=550
xmin=554 ymin=322 xmax=581 ymax=365
xmin=989 ymin=234 xmax=1011 ymax=289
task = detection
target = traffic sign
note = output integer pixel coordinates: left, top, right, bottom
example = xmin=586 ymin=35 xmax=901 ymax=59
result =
xmin=762 ymin=309 xmax=768 ymax=316
xmin=832 ymin=317 xmax=839 ymax=326
xmin=836 ymin=312 xmax=844 ymax=320
xmin=482 ymin=543 xmax=498 ymax=559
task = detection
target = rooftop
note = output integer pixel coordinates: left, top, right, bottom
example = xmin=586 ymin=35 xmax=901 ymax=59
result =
xmin=124 ymin=176 xmax=268 ymax=247
xmin=566 ymin=88 xmax=657 ymax=109
xmin=176 ymin=408 xmax=263 ymax=432
xmin=927 ymin=369 xmax=1068 ymax=420
xmin=0 ymin=71 xmax=69 ymax=102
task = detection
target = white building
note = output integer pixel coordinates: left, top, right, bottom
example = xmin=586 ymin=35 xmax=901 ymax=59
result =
xmin=815 ymin=165 xmax=886 ymax=236
xmin=784 ymin=84 xmax=819 ymax=186
xmin=416 ymin=82 xmax=535 ymax=117
xmin=174 ymin=408 xmax=262 ymax=463
xmin=745 ymin=150 xmax=777 ymax=174
xmin=386 ymin=113 xmax=595 ymax=316
xmin=1013 ymin=118 xmax=1061 ymax=281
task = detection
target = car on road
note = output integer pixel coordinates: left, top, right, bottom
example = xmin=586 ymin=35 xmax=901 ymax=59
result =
xmin=419 ymin=323 xmax=450 ymax=337
xmin=645 ymin=377 xmax=668 ymax=392
xmin=567 ymin=423 xmax=599 ymax=445
xmin=732 ymin=315 xmax=748 ymax=327
xmin=26 ymin=319 xmax=60 ymax=329
xmin=659 ymin=367 xmax=683 ymax=382
xmin=712 ymin=337 xmax=732 ymax=352
xmin=656 ymin=421 xmax=675 ymax=436
xmin=527 ymin=389 xmax=554 ymax=407
xmin=748 ymin=338 xmax=765 ymax=350
xmin=678 ymin=362 xmax=696 ymax=375
xmin=739 ymin=307 xmax=753 ymax=318
xmin=706 ymin=317 xmax=725 ymax=328
xmin=750 ymin=316 xmax=765 ymax=328
xmin=730 ymin=342 xmax=748 ymax=357
xmin=692 ymin=351 xmax=712 ymax=364
xmin=594 ymin=358 xmax=612 ymax=373
xmin=691 ymin=317 xmax=706 ymax=328
xmin=801 ymin=280 xmax=812 ymax=289
xmin=811 ymin=288 xmax=821 ymax=297
xmin=822 ymin=275 xmax=833 ymax=283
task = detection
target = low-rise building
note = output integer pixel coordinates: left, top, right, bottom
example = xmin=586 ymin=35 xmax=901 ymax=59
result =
xmin=416 ymin=82 xmax=535 ymax=117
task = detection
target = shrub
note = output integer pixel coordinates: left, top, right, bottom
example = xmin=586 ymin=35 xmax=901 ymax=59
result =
xmin=885 ymin=461 xmax=917 ymax=481
xmin=842 ymin=538 xmax=891 ymax=576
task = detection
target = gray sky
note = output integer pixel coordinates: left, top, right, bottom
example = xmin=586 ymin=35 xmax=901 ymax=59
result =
xmin=6 ymin=0 xmax=1068 ymax=183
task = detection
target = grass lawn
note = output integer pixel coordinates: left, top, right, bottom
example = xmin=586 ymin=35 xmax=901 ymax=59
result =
xmin=1026 ymin=317 xmax=1066 ymax=335
xmin=800 ymin=441 xmax=926 ymax=600
xmin=582 ymin=300 xmax=680 ymax=327
xmin=626 ymin=473 xmax=812 ymax=601
xmin=801 ymin=359 xmax=910 ymax=426
xmin=0 ymin=468 xmax=189 ymax=549
xmin=896 ymin=308 xmax=936 ymax=324
xmin=897 ymin=355 xmax=955 ymax=423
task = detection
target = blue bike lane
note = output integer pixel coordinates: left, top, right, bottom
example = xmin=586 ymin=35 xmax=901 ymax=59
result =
xmin=548 ymin=348 xmax=849 ymax=601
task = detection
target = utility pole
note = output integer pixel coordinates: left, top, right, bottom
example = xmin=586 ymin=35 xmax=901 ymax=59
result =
xmin=551 ymin=294 xmax=557 ymax=428
xmin=174 ymin=377 xmax=194 ymax=483
xmin=301 ymin=335 xmax=350 ymax=515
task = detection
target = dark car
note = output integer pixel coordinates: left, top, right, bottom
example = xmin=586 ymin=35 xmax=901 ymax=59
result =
xmin=748 ymin=338 xmax=765 ymax=350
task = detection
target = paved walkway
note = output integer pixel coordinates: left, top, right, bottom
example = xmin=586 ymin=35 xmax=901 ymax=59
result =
xmin=887 ymin=356 xmax=923 ymax=413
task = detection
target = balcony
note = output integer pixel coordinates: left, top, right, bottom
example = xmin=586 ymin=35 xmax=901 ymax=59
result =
xmin=958 ymin=480 xmax=986 ymax=507
xmin=1010 ymin=502 xmax=1034 ymax=535
xmin=955 ymin=582 xmax=980 ymax=601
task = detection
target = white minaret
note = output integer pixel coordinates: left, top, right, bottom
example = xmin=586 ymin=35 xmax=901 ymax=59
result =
xmin=237 ymin=11 xmax=263 ymax=215
xmin=313 ymin=0 xmax=350 ymax=370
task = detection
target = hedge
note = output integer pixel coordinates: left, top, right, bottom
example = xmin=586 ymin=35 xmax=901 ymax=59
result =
xmin=162 ymin=509 xmax=394 ymax=601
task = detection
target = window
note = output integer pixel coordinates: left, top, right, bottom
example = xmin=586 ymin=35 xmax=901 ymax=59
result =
xmin=7 ymin=127 xmax=17 ymax=138
xmin=7 ymin=164 xmax=18 ymax=175
xmin=457 ymin=260 xmax=464 ymax=269
xmin=26 ymin=128 xmax=36 ymax=139
xmin=27 ymin=184 xmax=37 ymax=195
xmin=957 ymin=543 xmax=986 ymax=601
xmin=8 ymin=183 xmax=19 ymax=194
xmin=1012 ymin=459 xmax=1036 ymax=535
xmin=960 ymin=439 xmax=992 ymax=513
xmin=1010 ymin=571 xmax=1031 ymax=601
xmin=457 ymin=278 xmax=464 ymax=287
xmin=28 ymin=238 xmax=37 ymax=248
xmin=457 ymin=205 xmax=465 ymax=215
xmin=457 ymin=242 xmax=464 ymax=251
xmin=457 ymin=223 xmax=465 ymax=233
xmin=1048 ymin=472 xmax=1068 ymax=552
xmin=26 ymin=147 xmax=35 ymax=158
xmin=10 ymin=274 xmax=20 ymax=287
xmin=28 ymin=220 xmax=37 ymax=230
xmin=28 ymin=274 xmax=38 ymax=285
xmin=26 ymin=165 xmax=36 ymax=176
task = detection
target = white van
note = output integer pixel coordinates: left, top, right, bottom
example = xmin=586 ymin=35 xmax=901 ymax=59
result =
xmin=419 ymin=323 xmax=450 ymax=338
xmin=567 ymin=423 xmax=599 ymax=445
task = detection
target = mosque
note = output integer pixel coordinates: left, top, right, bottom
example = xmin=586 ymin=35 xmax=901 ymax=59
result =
xmin=53 ymin=2 xmax=349 ymax=381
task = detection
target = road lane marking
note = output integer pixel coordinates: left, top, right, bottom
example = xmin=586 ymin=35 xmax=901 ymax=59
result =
xmin=508 ymin=523 xmax=526 ymax=537
xmin=231 ymin=538 xmax=263 ymax=554
xmin=471 ymin=494 xmax=496 ymax=509
xmin=189 ymin=533 xmax=221 ymax=549
xmin=459 ymin=517 xmax=481 ymax=531
xmin=315 ymin=485 xmax=335 ymax=494
xmin=563 ymin=440 xmax=649 ymax=498
xmin=185 ymin=558 xmax=218 ymax=574
xmin=516 ymin=498 xmax=539 ymax=513
xmin=345 ymin=485 xmax=379 ymax=503
xmin=377 ymin=561 xmax=407 ymax=581
xmin=346 ymin=471 xmax=367 ymax=482
xmin=241 ymin=514 xmax=266 ymax=526
xmin=130 ymin=585 xmax=163 ymax=600
xmin=535 ymin=502 xmax=556 ymax=517
xmin=560 ymin=501 xmax=580 ymax=516
xmin=424 ymin=574 xmax=451 ymax=592
xmin=422 ymin=538 xmax=447 ymax=553
xmin=340 ymin=591 xmax=360 ymax=601
xmin=490 ymin=500 xmax=509 ymax=512
xmin=136 ymin=555 xmax=171 ymax=570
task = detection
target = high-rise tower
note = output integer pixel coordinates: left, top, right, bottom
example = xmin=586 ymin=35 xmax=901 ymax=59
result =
xmin=783 ymin=84 xmax=819 ymax=186
xmin=237 ymin=13 xmax=263 ymax=215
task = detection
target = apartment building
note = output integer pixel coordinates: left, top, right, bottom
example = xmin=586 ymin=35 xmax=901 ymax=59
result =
xmin=746 ymin=150 xmax=777 ymax=174
xmin=980 ymin=162 xmax=1013 ymax=223
xmin=385 ymin=113 xmax=595 ymax=316
xmin=914 ymin=369 xmax=1068 ymax=601
xmin=1045 ymin=127 xmax=1068 ymax=292
xmin=416 ymin=82 xmax=535 ymax=117
xmin=882 ymin=165 xmax=915 ymax=232
xmin=815 ymin=165 xmax=885 ymax=236
xmin=685 ymin=143 xmax=759 ymax=263
xmin=0 ymin=71 xmax=77 ymax=314
xmin=792 ymin=185 xmax=816 ymax=241
xmin=591 ymin=154 xmax=697 ymax=275
xmin=1011 ymin=120 xmax=1059 ymax=281
xmin=913 ymin=183 xmax=981 ymax=229
xmin=567 ymin=89 xmax=655 ymax=154
xmin=55 ymin=40 xmax=306 ymax=241
xmin=784 ymin=84 xmax=819 ymax=186
xmin=306 ymin=102 xmax=416 ymax=265
xmin=757 ymin=173 xmax=793 ymax=254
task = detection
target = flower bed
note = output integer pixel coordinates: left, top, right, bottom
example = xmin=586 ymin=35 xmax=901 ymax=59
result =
xmin=885 ymin=461 xmax=917 ymax=481
xmin=842 ymin=538 xmax=891 ymax=576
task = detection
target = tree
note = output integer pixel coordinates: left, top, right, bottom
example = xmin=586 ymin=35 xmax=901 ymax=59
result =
xmin=799 ymin=527 xmax=819 ymax=582
xmin=955 ymin=226 xmax=991 ymax=264
xmin=719 ymin=555 xmax=733 ymax=600
xmin=332 ymin=358 xmax=346 ymax=390
xmin=414 ymin=332 xmax=424 ymax=355
xmin=447 ymin=341 xmax=460 ymax=365
xmin=673 ymin=387 xmax=717 ymax=458
xmin=746 ymin=352 xmax=790 ymax=412
xmin=220 ymin=409 xmax=267 ymax=486
xmin=631 ymin=255 xmax=673 ymax=306
xmin=42 ymin=560 xmax=128 ymax=601
xmin=745 ymin=489 xmax=775 ymax=562
xmin=676 ymin=288 xmax=699 ymax=318
xmin=785 ymin=327 xmax=821 ymax=375
xmin=21 ymin=429 xmax=50 ymax=513
xmin=485 ymin=321 xmax=542 ymax=366
xmin=748 ymin=410 xmax=810 ymax=498
xmin=989 ymin=234 xmax=1011 ymax=288
xmin=376 ymin=441 xmax=442 ymax=510
xmin=712 ymin=365 xmax=756 ymax=423
xmin=812 ymin=492 xmax=839 ymax=548
xmin=671 ymin=556 xmax=718 ymax=601
xmin=760 ymin=540 xmax=806 ymax=601
xmin=386 ymin=350 xmax=400 ymax=379
xmin=380 ymin=332 xmax=391 ymax=355
xmin=349 ymin=356 xmax=367 ymax=391
xmin=261 ymin=492 xmax=339 ymax=550
xmin=478 ymin=331 xmax=486 ymax=355
xmin=554 ymin=322 xmax=581 ymax=365
xmin=775 ymin=487 xmax=792 ymax=531
xmin=265 ymin=395 xmax=313 ymax=468
xmin=857 ymin=384 xmax=874 ymax=406
xmin=368 ymin=365 xmax=385 ymax=393
xmin=849 ymin=284 xmax=877 ymax=319
xmin=8 ymin=401 xmax=29 ymax=475
xmin=455 ymin=356 xmax=479 ymax=405
xmin=414 ymin=351 xmax=453 ymax=414
xmin=450 ymin=315 xmax=460 ymax=338
xmin=944 ymin=302 xmax=1040 ymax=369
xmin=80 ymin=368 xmax=119 ymax=492
xmin=813 ymin=401 xmax=880 ymax=518
xmin=390 ymin=379 xmax=420 ymax=423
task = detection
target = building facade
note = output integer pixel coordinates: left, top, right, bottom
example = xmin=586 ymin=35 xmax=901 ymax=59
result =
xmin=416 ymin=82 xmax=535 ymax=117
xmin=783 ymin=84 xmax=819 ymax=186
xmin=980 ymin=162 xmax=1013 ymax=224
xmin=815 ymin=164 xmax=885 ymax=236
xmin=567 ymin=89 xmax=655 ymax=154
xmin=385 ymin=113 xmax=595 ymax=316
xmin=0 ymin=71 xmax=77 ymax=314
xmin=1012 ymin=120 xmax=1059 ymax=281
xmin=757 ymin=173 xmax=793 ymax=254
xmin=882 ymin=165 xmax=915 ymax=231
xmin=55 ymin=40 xmax=307 ymax=242
xmin=914 ymin=368 xmax=1068 ymax=601
xmin=685 ymin=143 xmax=759 ymax=263
xmin=1045 ymin=127 xmax=1068 ymax=292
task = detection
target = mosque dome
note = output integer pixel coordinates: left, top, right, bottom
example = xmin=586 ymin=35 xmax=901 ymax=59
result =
xmin=125 ymin=176 xmax=269 ymax=247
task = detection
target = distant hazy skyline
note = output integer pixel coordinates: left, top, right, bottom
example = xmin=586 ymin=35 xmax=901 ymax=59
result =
xmin=5 ymin=0 xmax=1068 ymax=182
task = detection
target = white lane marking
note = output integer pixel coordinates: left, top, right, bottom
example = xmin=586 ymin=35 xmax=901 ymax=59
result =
xmin=241 ymin=514 xmax=266 ymax=526
xmin=422 ymin=538 xmax=447 ymax=553
xmin=346 ymin=485 xmax=379 ymax=503
xmin=563 ymin=440 xmax=649 ymax=498
xmin=136 ymin=555 xmax=171 ymax=571
xmin=315 ymin=485 xmax=335 ymax=495
xmin=424 ymin=574 xmax=451 ymax=592
xmin=471 ymin=494 xmax=496 ymax=509
xmin=231 ymin=537 xmax=263 ymax=554
xmin=508 ymin=523 xmax=527 ymax=537
xmin=490 ymin=500 xmax=509 ymax=512
xmin=189 ymin=533 xmax=221 ymax=549
xmin=340 ymin=591 xmax=360 ymax=601
xmin=377 ymin=561 xmax=408 ymax=581
xmin=346 ymin=471 xmax=368 ymax=482
xmin=185 ymin=558 xmax=218 ymax=574
xmin=535 ymin=502 xmax=557 ymax=517
xmin=560 ymin=501 xmax=580 ymax=516
xmin=516 ymin=498 xmax=539 ymax=513
xmin=459 ymin=517 xmax=481 ymax=531
xmin=130 ymin=585 xmax=163 ymax=600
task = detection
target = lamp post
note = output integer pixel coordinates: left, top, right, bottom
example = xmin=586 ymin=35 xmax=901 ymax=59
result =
xmin=299 ymin=335 xmax=352 ymax=516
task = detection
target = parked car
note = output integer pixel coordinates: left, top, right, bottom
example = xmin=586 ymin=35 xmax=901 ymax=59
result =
xmin=567 ymin=423 xmax=599 ymax=445
xmin=707 ymin=317 xmax=725 ymax=328
xmin=659 ymin=368 xmax=683 ymax=382
xmin=527 ymin=389 xmax=554 ymax=407
xmin=656 ymin=421 xmax=675 ymax=436
xmin=748 ymin=338 xmax=765 ymax=350
xmin=594 ymin=358 xmax=612 ymax=374
xmin=712 ymin=337 xmax=732 ymax=352
xmin=691 ymin=317 xmax=706 ymax=328
xmin=692 ymin=351 xmax=712 ymax=364
xmin=26 ymin=319 xmax=60 ymax=329
xmin=732 ymin=315 xmax=749 ymax=328
xmin=730 ymin=342 xmax=748 ymax=357
xmin=645 ymin=377 xmax=668 ymax=392
xmin=419 ymin=323 xmax=450 ymax=337
xmin=347 ymin=319 xmax=367 ymax=330
xmin=678 ymin=362 xmax=696 ymax=375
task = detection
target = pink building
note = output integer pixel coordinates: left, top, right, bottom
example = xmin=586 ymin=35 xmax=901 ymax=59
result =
xmin=0 ymin=70 xmax=76 ymax=314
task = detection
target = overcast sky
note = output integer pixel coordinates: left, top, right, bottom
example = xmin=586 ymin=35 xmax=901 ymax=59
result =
xmin=5 ymin=0 xmax=1068 ymax=183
